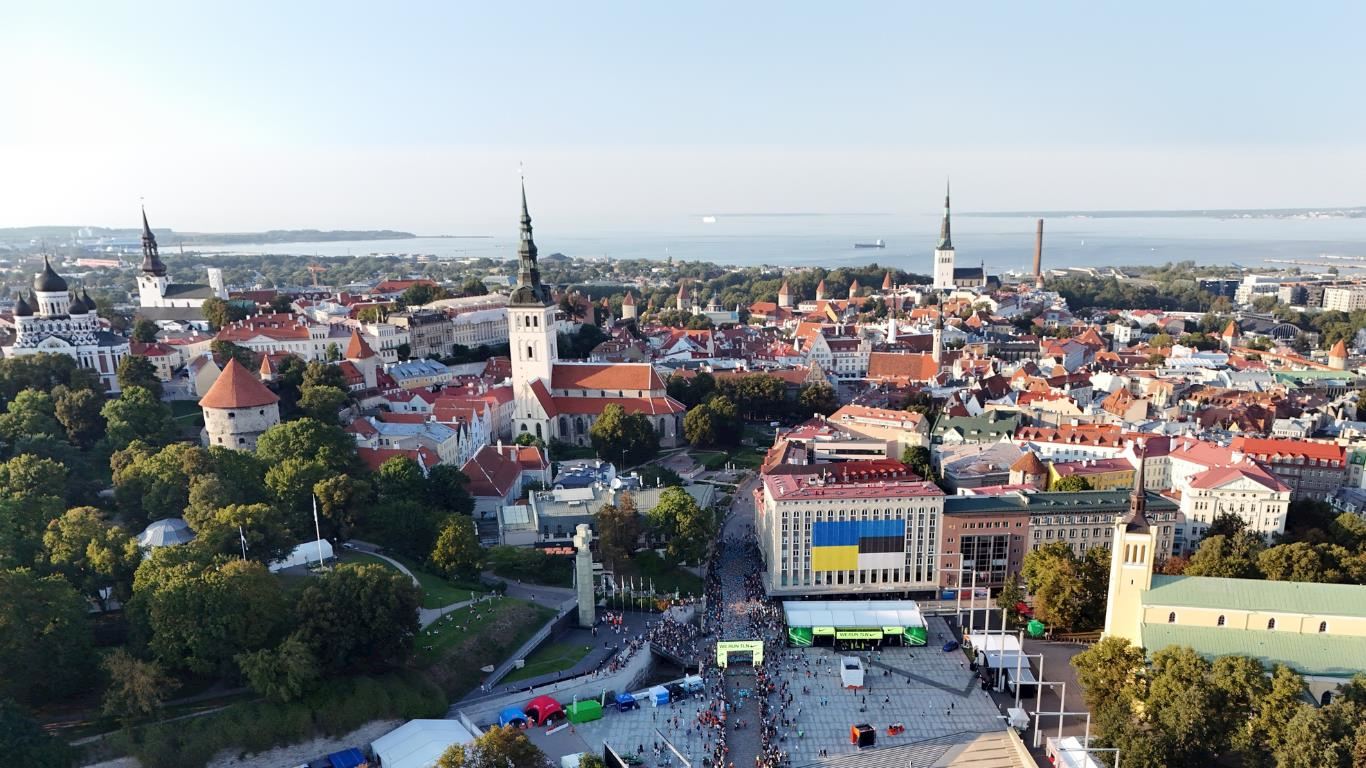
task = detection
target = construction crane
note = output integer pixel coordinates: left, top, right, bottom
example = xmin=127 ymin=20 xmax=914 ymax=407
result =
xmin=306 ymin=262 xmax=327 ymax=287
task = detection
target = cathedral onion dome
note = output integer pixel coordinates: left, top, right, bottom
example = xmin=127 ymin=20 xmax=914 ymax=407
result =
xmin=35 ymin=256 xmax=68 ymax=293
xmin=27 ymin=290 xmax=39 ymax=308
xmin=69 ymin=292 xmax=88 ymax=314
xmin=13 ymin=293 xmax=32 ymax=317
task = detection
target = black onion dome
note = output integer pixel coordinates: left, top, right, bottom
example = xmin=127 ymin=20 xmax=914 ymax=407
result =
xmin=35 ymin=256 xmax=68 ymax=292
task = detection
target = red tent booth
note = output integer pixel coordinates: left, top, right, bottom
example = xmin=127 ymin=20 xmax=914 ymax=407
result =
xmin=525 ymin=695 xmax=565 ymax=725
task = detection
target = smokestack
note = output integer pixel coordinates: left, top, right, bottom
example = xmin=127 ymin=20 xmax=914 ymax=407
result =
xmin=1033 ymin=219 xmax=1044 ymax=289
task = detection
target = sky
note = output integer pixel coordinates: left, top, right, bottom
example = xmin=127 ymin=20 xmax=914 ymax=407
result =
xmin=2 ymin=1 xmax=1365 ymax=234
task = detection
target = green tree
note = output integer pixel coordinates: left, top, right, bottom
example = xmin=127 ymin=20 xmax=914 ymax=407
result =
xmin=0 ymin=568 xmax=94 ymax=705
xmin=292 ymin=564 xmax=421 ymax=674
xmin=314 ymin=473 xmax=361 ymax=540
xmin=1205 ymin=511 xmax=1248 ymax=539
xmin=460 ymin=277 xmax=489 ymax=296
xmin=1257 ymin=541 xmax=1342 ymax=583
xmin=256 ymin=418 xmax=357 ymax=474
xmin=116 ymin=355 xmax=163 ymax=398
xmin=101 ymin=386 xmax=176 ymax=450
xmin=111 ymin=441 xmax=208 ymax=527
xmin=427 ymin=465 xmax=475 ymax=516
xmin=201 ymin=297 xmax=247 ymax=330
xmin=210 ymin=339 xmax=256 ymax=370
xmin=683 ymin=404 xmax=717 ymax=447
xmin=376 ymin=456 xmax=426 ymax=501
xmin=596 ymin=498 xmax=641 ymax=565
xmin=367 ymin=499 xmax=445 ymax=559
xmin=589 ymin=403 xmax=659 ymax=466
xmin=429 ymin=515 xmax=482 ymax=580
xmin=901 ymin=445 xmax=933 ymax=480
xmin=0 ymin=388 xmax=63 ymax=444
xmin=1185 ymin=532 xmax=1265 ymax=579
xmin=265 ymin=457 xmax=331 ymax=523
xmin=797 ymin=382 xmax=839 ymax=416
xmin=0 ymin=455 xmax=68 ymax=568
xmin=40 ymin=507 xmax=141 ymax=610
xmin=130 ymin=317 xmax=160 ymax=343
xmin=1021 ymin=542 xmax=1087 ymax=630
xmin=646 ymin=486 xmax=713 ymax=563
xmin=1072 ymin=636 xmax=1147 ymax=714
xmin=130 ymin=556 xmax=287 ymax=676
xmin=53 ymin=384 xmax=105 ymax=447
xmin=268 ymin=293 xmax=295 ymax=313
xmin=187 ymin=502 xmax=296 ymax=565
xmin=435 ymin=724 xmax=548 ymax=768
xmin=0 ymin=699 xmax=72 ymax=768
xmin=100 ymin=649 xmax=178 ymax=726
xmin=1049 ymin=474 xmax=1092 ymax=492
xmin=302 ymin=360 xmax=348 ymax=390
xmin=400 ymin=283 xmax=450 ymax=306
xmin=236 ymin=634 xmax=319 ymax=703
xmin=995 ymin=576 xmax=1025 ymax=626
xmin=1145 ymin=647 xmax=1225 ymax=763
xmin=1242 ymin=665 xmax=1308 ymax=765
xmin=298 ymin=384 xmax=349 ymax=425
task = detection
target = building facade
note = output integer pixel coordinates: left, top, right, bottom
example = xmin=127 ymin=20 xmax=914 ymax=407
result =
xmin=755 ymin=474 xmax=945 ymax=596
xmin=5 ymin=257 xmax=129 ymax=391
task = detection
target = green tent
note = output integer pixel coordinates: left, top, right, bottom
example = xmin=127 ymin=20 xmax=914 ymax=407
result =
xmin=903 ymin=626 xmax=928 ymax=646
xmin=788 ymin=627 xmax=814 ymax=647
xmin=566 ymin=700 xmax=603 ymax=724
xmin=1026 ymin=619 xmax=1046 ymax=638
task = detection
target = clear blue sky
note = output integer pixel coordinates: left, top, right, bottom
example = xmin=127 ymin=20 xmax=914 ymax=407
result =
xmin=3 ymin=1 xmax=1364 ymax=232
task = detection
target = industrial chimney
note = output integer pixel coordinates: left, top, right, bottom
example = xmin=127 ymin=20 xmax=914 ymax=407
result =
xmin=1033 ymin=218 xmax=1045 ymax=289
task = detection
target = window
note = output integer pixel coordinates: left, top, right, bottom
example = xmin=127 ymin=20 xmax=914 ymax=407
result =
xmin=1319 ymin=621 xmax=1328 ymax=633
xmin=1217 ymin=615 xmax=1225 ymax=627
xmin=1167 ymin=612 xmax=1176 ymax=624
xmin=1266 ymin=618 xmax=1276 ymax=630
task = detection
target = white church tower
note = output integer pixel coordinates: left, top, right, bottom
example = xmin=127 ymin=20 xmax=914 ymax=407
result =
xmin=1103 ymin=439 xmax=1158 ymax=645
xmin=507 ymin=181 xmax=558 ymax=400
xmin=932 ymin=183 xmax=957 ymax=291
xmin=136 ymin=208 xmax=171 ymax=308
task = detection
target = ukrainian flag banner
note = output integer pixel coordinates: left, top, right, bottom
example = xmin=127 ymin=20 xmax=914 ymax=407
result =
xmin=811 ymin=520 xmax=905 ymax=571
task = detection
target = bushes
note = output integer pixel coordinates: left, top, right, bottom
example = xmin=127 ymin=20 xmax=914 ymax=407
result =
xmin=486 ymin=545 xmax=572 ymax=586
xmin=115 ymin=671 xmax=445 ymax=768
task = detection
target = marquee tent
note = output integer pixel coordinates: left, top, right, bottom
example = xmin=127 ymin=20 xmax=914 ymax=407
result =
xmin=499 ymin=707 xmax=529 ymax=727
xmin=371 ymin=719 xmax=477 ymax=768
xmin=525 ymin=695 xmax=565 ymax=724
xmin=784 ymin=600 xmax=928 ymax=647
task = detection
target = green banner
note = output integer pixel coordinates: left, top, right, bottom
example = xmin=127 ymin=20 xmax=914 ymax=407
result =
xmin=904 ymin=626 xmax=928 ymax=646
xmin=882 ymin=626 xmax=902 ymax=635
xmin=813 ymin=626 xmax=836 ymax=636
xmin=788 ymin=627 xmax=814 ymax=647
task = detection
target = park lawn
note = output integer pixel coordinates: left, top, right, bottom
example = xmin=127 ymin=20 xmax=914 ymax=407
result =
xmin=501 ymin=640 xmax=593 ymax=683
xmin=727 ymin=446 xmax=766 ymax=470
xmin=337 ymin=549 xmax=403 ymax=573
xmin=553 ymin=444 xmax=598 ymax=461
xmin=417 ymin=597 xmax=556 ymax=698
xmin=388 ymin=553 xmax=487 ymax=609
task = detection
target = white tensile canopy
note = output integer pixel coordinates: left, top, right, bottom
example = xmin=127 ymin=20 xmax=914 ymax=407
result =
xmin=782 ymin=600 xmax=925 ymax=629
xmin=371 ymin=719 xmax=477 ymax=768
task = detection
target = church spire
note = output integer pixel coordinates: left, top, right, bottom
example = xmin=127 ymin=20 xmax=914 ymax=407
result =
xmin=1123 ymin=439 xmax=1150 ymax=531
xmin=140 ymin=206 xmax=167 ymax=277
xmin=937 ymin=180 xmax=953 ymax=250
xmin=509 ymin=177 xmax=551 ymax=307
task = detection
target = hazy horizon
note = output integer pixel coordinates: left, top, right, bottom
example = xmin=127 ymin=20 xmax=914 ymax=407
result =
xmin=4 ymin=2 xmax=1365 ymax=234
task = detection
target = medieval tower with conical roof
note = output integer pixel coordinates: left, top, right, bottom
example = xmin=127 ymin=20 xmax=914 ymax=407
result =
xmin=199 ymin=358 xmax=281 ymax=450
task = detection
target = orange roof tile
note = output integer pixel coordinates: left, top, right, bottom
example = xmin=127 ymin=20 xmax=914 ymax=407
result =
xmin=346 ymin=329 xmax=377 ymax=359
xmin=550 ymin=363 xmax=663 ymax=391
xmin=867 ymin=352 xmax=938 ymax=383
xmin=198 ymin=358 xmax=280 ymax=409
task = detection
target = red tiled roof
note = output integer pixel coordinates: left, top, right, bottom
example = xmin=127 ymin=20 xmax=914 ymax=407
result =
xmin=1188 ymin=463 xmax=1291 ymax=493
xmin=373 ymin=279 xmax=436 ymax=293
xmin=357 ymin=445 xmax=439 ymax=471
xmin=550 ymin=395 xmax=685 ymax=416
xmin=198 ymin=358 xmax=280 ymax=409
xmin=346 ymin=330 xmax=377 ymax=359
xmin=130 ymin=342 xmax=177 ymax=357
xmin=550 ymin=363 xmax=663 ymax=391
xmin=1230 ymin=437 xmax=1345 ymax=463
xmin=867 ymin=352 xmax=938 ymax=383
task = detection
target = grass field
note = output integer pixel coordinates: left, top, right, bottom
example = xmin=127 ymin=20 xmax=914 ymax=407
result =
xmin=388 ymin=553 xmax=487 ymax=609
xmin=502 ymin=640 xmax=593 ymax=683
xmin=625 ymin=551 xmax=705 ymax=597
xmin=417 ymin=597 xmax=556 ymax=697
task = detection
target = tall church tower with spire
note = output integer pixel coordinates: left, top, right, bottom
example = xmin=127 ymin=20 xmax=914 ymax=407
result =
xmin=507 ymin=181 xmax=559 ymax=407
xmin=1103 ymin=439 xmax=1159 ymax=645
xmin=136 ymin=207 xmax=171 ymax=308
xmin=932 ymin=183 xmax=957 ymax=291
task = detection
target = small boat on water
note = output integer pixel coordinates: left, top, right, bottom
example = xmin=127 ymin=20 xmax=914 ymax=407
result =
xmin=854 ymin=239 xmax=885 ymax=248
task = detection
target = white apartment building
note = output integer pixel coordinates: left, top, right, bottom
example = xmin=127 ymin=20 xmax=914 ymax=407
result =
xmin=451 ymin=307 xmax=510 ymax=349
xmin=1180 ymin=463 xmax=1291 ymax=546
xmin=1234 ymin=275 xmax=1284 ymax=305
xmin=755 ymin=474 xmax=945 ymax=596
xmin=1322 ymin=286 xmax=1366 ymax=313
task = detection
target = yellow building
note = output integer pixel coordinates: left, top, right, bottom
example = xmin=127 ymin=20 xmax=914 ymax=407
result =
xmin=1103 ymin=443 xmax=1366 ymax=703
xmin=1048 ymin=457 xmax=1135 ymax=491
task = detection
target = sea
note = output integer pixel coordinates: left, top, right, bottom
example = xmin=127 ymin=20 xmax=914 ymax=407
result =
xmin=194 ymin=213 xmax=1366 ymax=276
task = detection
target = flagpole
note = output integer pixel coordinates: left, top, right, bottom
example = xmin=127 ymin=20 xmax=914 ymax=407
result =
xmin=313 ymin=495 xmax=326 ymax=570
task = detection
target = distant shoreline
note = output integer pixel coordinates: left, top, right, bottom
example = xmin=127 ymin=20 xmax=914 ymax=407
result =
xmin=963 ymin=206 xmax=1366 ymax=220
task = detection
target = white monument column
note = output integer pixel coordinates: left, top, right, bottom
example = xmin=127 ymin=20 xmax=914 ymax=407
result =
xmin=573 ymin=524 xmax=596 ymax=628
